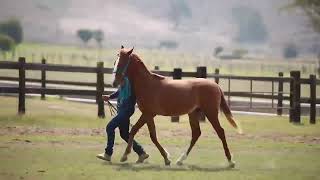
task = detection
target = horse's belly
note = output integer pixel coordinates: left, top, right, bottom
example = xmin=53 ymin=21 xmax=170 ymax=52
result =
xmin=156 ymin=95 xmax=198 ymax=116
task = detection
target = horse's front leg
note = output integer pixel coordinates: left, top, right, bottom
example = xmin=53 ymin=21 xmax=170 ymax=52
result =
xmin=120 ymin=114 xmax=146 ymax=162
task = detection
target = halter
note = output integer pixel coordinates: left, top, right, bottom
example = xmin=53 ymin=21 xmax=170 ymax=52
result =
xmin=113 ymin=55 xmax=131 ymax=77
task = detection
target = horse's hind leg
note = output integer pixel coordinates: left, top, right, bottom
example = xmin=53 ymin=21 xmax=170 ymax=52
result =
xmin=176 ymin=110 xmax=201 ymax=165
xmin=146 ymin=118 xmax=171 ymax=166
xmin=205 ymin=108 xmax=235 ymax=168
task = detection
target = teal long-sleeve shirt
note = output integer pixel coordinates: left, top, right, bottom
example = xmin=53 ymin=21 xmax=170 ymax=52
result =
xmin=108 ymin=77 xmax=136 ymax=110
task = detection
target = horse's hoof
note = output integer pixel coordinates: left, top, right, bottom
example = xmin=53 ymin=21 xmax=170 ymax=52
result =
xmin=228 ymin=160 xmax=236 ymax=168
xmin=164 ymin=159 xmax=171 ymax=166
xmin=120 ymin=155 xmax=128 ymax=162
xmin=176 ymin=152 xmax=187 ymax=166
xmin=176 ymin=161 xmax=183 ymax=166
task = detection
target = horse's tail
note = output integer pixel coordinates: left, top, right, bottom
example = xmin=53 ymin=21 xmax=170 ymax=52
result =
xmin=219 ymin=87 xmax=243 ymax=134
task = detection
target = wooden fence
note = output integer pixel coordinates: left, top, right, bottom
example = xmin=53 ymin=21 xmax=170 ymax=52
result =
xmin=0 ymin=57 xmax=319 ymax=124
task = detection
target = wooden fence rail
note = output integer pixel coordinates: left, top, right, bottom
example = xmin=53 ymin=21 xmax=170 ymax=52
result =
xmin=0 ymin=58 xmax=319 ymax=124
xmin=0 ymin=76 xmax=113 ymax=88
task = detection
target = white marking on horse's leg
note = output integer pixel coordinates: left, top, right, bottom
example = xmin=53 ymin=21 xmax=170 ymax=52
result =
xmin=164 ymin=148 xmax=170 ymax=157
xmin=228 ymin=154 xmax=236 ymax=168
xmin=176 ymin=151 xmax=188 ymax=166
xmin=164 ymin=148 xmax=171 ymax=166
xmin=228 ymin=160 xmax=236 ymax=168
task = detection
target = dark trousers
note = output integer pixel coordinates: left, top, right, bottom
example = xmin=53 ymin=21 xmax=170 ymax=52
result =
xmin=105 ymin=104 xmax=144 ymax=156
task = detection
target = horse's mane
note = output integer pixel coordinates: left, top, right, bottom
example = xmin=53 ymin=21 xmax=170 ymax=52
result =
xmin=131 ymin=53 xmax=143 ymax=62
xmin=131 ymin=53 xmax=166 ymax=81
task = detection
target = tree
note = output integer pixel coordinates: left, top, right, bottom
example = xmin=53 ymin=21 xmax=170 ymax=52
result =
xmin=289 ymin=0 xmax=320 ymax=33
xmin=169 ymin=0 xmax=192 ymax=28
xmin=231 ymin=6 xmax=268 ymax=44
xmin=283 ymin=43 xmax=298 ymax=59
xmin=214 ymin=46 xmax=224 ymax=57
xmin=92 ymin=30 xmax=104 ymax=48
xmin=0 ymin=34 xmax=15 ymax=58
xmin=287 ymin=0 xmax=320 ymax=75
xmin=76 ymin=29 xmax=93 ymax=46
xmin=0 ymin=18 xmax=23 ymax=44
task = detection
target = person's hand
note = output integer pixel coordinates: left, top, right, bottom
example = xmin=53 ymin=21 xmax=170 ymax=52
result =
xmin=102 ymin=95 xmax=110 ymax=101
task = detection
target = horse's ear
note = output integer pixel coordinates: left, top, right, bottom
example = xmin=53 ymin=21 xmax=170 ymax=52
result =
xmin=121 ymin=45 xmax=124 ymax=49
xmin=127 ymin=47 xmax=134 ymax=55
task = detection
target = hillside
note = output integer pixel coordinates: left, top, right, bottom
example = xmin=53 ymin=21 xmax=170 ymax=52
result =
xmin=0 ymin=0 xmax=319 ymax=56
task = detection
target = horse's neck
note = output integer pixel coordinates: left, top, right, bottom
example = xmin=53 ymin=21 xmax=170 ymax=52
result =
xmin=130 ymin=59 xmax=154 ymax=90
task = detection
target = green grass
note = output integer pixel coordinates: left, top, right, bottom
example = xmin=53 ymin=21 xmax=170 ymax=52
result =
xmin=1 ymin=96 xmax=320 ymax=180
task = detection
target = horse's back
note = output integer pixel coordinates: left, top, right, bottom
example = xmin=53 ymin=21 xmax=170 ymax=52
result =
xmin=149 ymin=77 xmax=220 ymax=116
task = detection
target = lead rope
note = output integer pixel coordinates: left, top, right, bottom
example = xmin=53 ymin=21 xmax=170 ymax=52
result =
xmin=106 ymin=99 xmax=133 ymax=128
xmin=106 ymin=100 xmax=118 ymax=116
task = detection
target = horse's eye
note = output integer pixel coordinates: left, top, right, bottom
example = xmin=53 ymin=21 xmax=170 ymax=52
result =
xmin=117 ymin=54 xmax=119 ymax=57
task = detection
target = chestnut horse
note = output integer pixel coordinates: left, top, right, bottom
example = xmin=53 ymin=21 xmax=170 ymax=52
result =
xmin=112 ymin=46 xmax=242 ymax=167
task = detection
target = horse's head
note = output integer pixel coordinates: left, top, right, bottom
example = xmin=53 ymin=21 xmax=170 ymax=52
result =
xmin=112 ymin=45 xmax=134 ymax=87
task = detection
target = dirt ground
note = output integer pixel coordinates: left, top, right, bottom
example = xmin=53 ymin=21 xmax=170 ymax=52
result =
xmin=1 ymin=126 xmax=320 ymax=145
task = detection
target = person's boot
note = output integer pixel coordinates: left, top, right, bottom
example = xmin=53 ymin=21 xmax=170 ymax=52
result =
xmin=96 ymin=153 xmax=111 ymax=162
xmin=136 ymin=153 xmax=149 ymax=163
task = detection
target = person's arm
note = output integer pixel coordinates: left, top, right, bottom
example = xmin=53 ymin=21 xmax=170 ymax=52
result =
xmin=109 ymin=89 xmax=119 ymax=99
xmin=102 ymin=89 xmax=119 ymax=101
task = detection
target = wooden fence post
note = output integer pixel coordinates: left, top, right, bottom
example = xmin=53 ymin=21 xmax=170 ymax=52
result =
xmin=249 ymin=79 xmax=253 ymax=109
xmin=197 ymin=66 xmax=207 ymax=79
xmin=97 ymin=62 xmax=105 ymax=118
xmin=277 ymin=72 xmax=283 ymax=116
xmin=289 ymin=71 xmax=301 ymax=123
xmin=171 ymin=68 xmax=182 ymax=122
xmin=289 ymin=73 xmax=294 ymax=122
xmin=154 ymin=66 xmax=159 ymax=70
xmin=41 ymin=58 xmax=46 ymax=100
xmin=310 ymin=74 xmax=316 ymax=124
xmin=18 ymin=57 xmax=26 ymax=115
xmin=197 ymin=66 xmax=207 ymax=121
xmin=318 ymin=57 xmax=320 ymax=78
xmin=214 ymin=68 xmax=220 ymax=84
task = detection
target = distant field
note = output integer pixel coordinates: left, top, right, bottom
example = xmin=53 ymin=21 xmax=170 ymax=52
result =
xmin=2 ymin=42 xmax=318 ymax=77
xmin=0 ymin=43 xmax=319 ymax=98
xmin=0 ymin=96 xmax=320 ymax=180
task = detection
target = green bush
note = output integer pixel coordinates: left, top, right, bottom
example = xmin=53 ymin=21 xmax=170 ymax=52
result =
xmin=232 ymin=49 xmax=248 ymax=58
xmin=159 ymin=40 xmax=178 ymax=49
xmin=0 ymin=34 xmax=15 ymax=52
xmin=214 ymin=46 xmax=224 ymax=57
xmin=0 ymin=18 xmax=23 ymax=44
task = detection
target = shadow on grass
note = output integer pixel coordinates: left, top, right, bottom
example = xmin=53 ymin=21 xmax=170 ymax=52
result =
xmin=103 ymin=162 xmax=238 ymax=172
